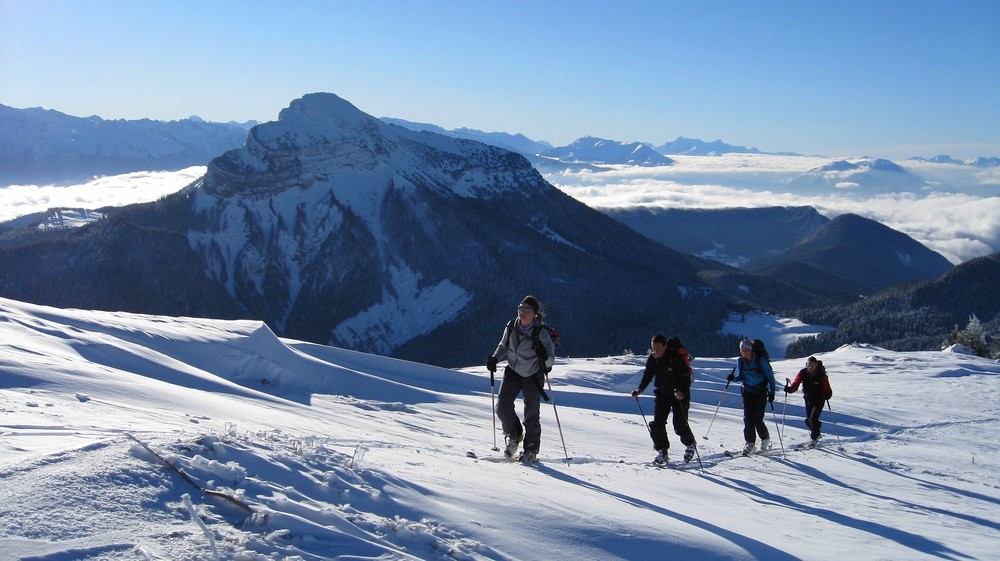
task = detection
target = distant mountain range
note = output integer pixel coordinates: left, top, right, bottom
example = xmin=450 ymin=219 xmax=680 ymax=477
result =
xmin=540 ymin=136 xmax=674 ymax=166
xmin=600 ymin=206 xmax=953 ymax=302
xmin=970 ymin=157 xmax=1000 ymax=167
xmin=653 ymin=136 xmax=799 ymax=156
xmin=1 ymin=93 xmax=769 ymax=365
xmin=0 ymin=104 xmax=251 ymax=186
xmin=383 ymin=120 xmax=796 ymax=164
xmin=0 ymin=95 xmax=992 ymax=359
xmin=380 ymin=117 xmax=553 ymax=156
xmin=4 ymin=103 xmax=998 ymax=189
xmin=908 ymin=155 xmax=1000 ymax=167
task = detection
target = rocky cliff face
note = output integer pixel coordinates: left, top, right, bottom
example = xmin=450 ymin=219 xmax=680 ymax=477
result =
xmin=187 ymin=94 xmax=735 ymax=362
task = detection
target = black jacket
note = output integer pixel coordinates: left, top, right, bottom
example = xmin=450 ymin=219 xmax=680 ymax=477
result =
xmin=788 ymin=367 xmax=833 ymax=403
xmin=638 ymin=350 xmax=692 ymax=395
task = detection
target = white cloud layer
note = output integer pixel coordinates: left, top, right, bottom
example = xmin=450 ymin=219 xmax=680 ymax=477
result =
xmin=0 ymin=167 xmax=206 ymax=223
xmin=546 ymin=156 xmax=1000 ymax=265
xmin=1 ymin=157 xmax=996 ymax=266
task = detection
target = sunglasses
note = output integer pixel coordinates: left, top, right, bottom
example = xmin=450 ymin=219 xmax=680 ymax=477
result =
xmin=517 ymin=306 xmax=535 ymax=314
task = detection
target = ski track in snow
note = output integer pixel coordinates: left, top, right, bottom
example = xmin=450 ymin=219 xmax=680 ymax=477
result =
xmin=1 ymin=298 xmax=999 ymax=560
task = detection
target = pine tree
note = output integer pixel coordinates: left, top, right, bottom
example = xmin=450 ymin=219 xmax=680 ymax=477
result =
xmin=952 ymin=314 xmax=989 ymax=357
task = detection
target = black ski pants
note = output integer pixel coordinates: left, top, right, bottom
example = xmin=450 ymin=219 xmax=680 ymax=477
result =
xmin=649 ymin=389 xmax=695 ymax=451
xmin=496 ymin=367 xmax=542 ymax=453
xmin=741 ymin=387 xmax=770 ymax=444
xmin=804 ymin=397 xmax=824 ymax=440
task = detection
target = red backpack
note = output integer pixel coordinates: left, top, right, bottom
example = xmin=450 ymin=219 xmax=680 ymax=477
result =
xmin=666 ymin=337 xmax=694 ymax=382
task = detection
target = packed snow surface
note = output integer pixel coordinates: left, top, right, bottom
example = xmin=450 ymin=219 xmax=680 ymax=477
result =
xmin=1 ymin=297 xmax=998 ymax=560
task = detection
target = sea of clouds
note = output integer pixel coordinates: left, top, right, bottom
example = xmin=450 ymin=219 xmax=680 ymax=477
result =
xmin=546 ymin=155 xmax=1000 ymax=264
xmin=2 ymin=156 xmax=998 ymax=265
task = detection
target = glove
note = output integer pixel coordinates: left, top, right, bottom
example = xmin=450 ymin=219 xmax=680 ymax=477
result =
xmin=784 ymin=383 xmax=791 ymax=393
xmin=767 ymin=391 xmax=775 ymax=403
xmin=631 ymin=389 xmax=640 ymax=399
xmin=726 ymin=373 xmax=734 ymax=382
xmin=487 ymin=356 xmax=498 ymax=373
xmin=535 ymin=345 xmax=549 ymax=365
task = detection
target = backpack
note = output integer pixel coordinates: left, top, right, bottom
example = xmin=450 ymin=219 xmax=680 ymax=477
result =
xmin=506 ymin=319 xmax=560 ymax=351
xmin=666 ymin=336 xmax=693 ymax=382
xmin=505 ymin=319 xmax=560 ymax=400
xmin=815 ymin=360 xmax=833 ymax=400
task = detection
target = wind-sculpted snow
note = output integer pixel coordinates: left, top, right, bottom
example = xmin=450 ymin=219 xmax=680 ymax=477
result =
xmin=2 ymin=298 xmax=999 ymax=560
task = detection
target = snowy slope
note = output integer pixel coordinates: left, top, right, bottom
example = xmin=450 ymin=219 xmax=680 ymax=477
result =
xmin=1 ymin=297 xmax=997 ymax=560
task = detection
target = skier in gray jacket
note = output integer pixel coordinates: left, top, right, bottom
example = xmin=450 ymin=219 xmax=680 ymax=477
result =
xmin=487 ymin=295 xmax=555 ymax=462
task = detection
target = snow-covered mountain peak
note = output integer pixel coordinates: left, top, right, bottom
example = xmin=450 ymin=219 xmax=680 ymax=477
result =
xmin=185 ymin=93 xmax=567 ymax=356
xmin=542 ymin=135 xmax=674 ymax=166
xmin=260 ymin=92 xmax=383 ymax=149
xmin=817 ymin=157 xmax=905 ymax=173
xmin=786 ymin=156 xmax=930 ymax=193
xmin=202 ymin=92 xmax=541 ymax=200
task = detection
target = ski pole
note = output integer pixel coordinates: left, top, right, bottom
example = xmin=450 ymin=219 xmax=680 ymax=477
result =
xmin=682 ymin=397 xmax=706 ymax=474
xmin=769 ymin=399 xmax=786 ymax=457
xmin=546 ymin=374 xmax=571 ymax=461
xmin=489 ymin=370 xmax=500 ymax=452
xmin=703 ymin=370 xmax=733 ymax=440
xmin=826 ymin=399 xmax=845 ymax=451
xmin=634 ymin=396 xmax=652 ymax=436
xmin=781 ymin=378 xmax=789 ymax=441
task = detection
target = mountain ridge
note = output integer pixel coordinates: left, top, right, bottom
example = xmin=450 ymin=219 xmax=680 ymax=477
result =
xmin=747 ymin=213 xmax=954 ymax=298
xmin=541 ymin=136 xmax=674 ymax=166
xmin=0 ymin=93 xmax=738 ymax=365
xmin=0 ymin=104 xmax=248 ymax=186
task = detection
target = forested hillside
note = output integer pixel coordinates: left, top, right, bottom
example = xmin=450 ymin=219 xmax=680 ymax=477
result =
xmin=786 ymin=253 xmax=1000 ymax=357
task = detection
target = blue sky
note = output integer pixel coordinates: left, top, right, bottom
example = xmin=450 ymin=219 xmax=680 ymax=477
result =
xmin=2 ymin=0 xmax=998 ymax=159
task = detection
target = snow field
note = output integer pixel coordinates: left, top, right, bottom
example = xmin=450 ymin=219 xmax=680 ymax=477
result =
xmin=1 ymin=298 xmax=998 ymax=560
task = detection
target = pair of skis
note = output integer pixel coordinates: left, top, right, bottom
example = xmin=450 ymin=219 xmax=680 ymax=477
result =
xmin=722 ymin=440 xmax=820 ymax=458
xmin=466 ymin=450 xmax=540 ymax=464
